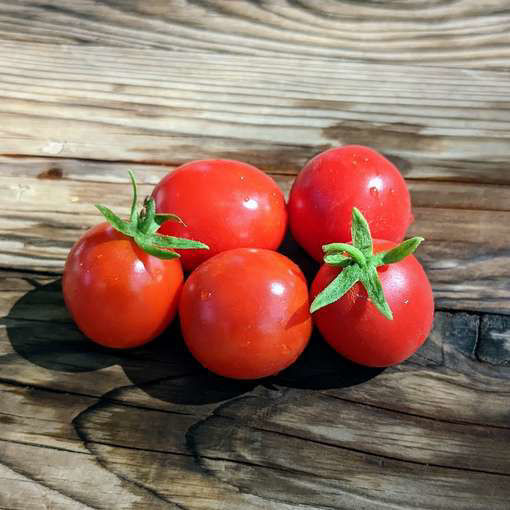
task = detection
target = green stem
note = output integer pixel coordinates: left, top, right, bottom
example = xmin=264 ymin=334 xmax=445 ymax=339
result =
xmin=323 ymin=242 xmax=367 ymax=267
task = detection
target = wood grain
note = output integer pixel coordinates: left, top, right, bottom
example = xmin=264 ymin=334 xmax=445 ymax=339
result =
xmin=0 ymin=1 xmax=510 ymax=69
xmin=2 ymin=162 xmax=510 ymax=313
xmin=1 ymin=273 xmax=510 ymax=509
xmin=1 ymin=2 xmax=510 ymax=508
xmin=1 ymin=42 xmax=510 ymax=184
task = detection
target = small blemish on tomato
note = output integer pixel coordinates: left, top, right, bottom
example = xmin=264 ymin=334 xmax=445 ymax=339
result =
xmin=200 ymin=290 xmax=212 ymax=300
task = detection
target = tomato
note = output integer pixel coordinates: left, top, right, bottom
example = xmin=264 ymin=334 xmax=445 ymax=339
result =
xmin=63 ymin=171 xmax=207 ymax=348
xmin=311 ymin=238 xmax=434 ymax=367
xmin=152 ymin=160 xmax=287 ymax=271
xmin=288 ymin=145 xmax=412 ymax=261
xmin=63 ymin=223 xmax=183 ymax=348
xmin=179 ymin=248 xmax=312 ymax=379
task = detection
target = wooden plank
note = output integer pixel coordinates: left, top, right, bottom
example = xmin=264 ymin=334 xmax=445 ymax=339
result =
xmin=1 ymin=169 xmax=510 ymax=313
xmin=0 ymin=462 xmax=93 ymax=510
xmin=0 ymin=439 xmax=173 ymax=510
xmin=0 ymin=1 xmax=509 ymax=69
xmin=1 ymin=43 xmax=510 ymax=184
xmin=1 ymin=269 xmax=510 ymax=509
xmin=3 ymin=156 xmax=510 ymax=211
xmin=191 ymin=414 xmax=510 ymax=510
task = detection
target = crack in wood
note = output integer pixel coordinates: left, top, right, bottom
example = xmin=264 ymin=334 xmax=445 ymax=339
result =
xmin=71 ymin=400 xmax=190 ymax=510
xmin=0 ymin=439 xmax=101 ymax=510
xmin=320 ymin=392 xmax=510 ymax=431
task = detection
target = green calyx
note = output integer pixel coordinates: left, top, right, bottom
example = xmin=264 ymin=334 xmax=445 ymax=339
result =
xmin=310 ymin=207 xmax=423 ymax=320
xmin=95 ymin=171 xmax=209 ymax=259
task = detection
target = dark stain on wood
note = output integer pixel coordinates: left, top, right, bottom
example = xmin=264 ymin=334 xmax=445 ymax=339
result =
xmin=478 ymin=315 xmax=510 ymax=366
xmin=37 ymin=167 xmax=63 ymax=180
xmin=322 ymin=120 xmax=442 ymax=152
xmin=294 ymin=99 xmax=355 ymax=111
xmin=0 ymin=414 xmax=15 ymax=425
xmin=221 ymin=144 xmax=331 ymax=174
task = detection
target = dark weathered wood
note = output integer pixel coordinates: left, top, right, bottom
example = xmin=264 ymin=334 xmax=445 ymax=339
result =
xmin=479 ymin=314 xmax=510 ymax=366
xmin=1 ymin=1 xmax=510 ymax=69
xmin=1 ymin=272 xmax=510 ymax=509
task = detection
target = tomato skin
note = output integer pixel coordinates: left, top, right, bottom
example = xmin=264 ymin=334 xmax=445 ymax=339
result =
xmin=288 ymin=146 xmax=412 ymax=261
xmin=152 ymin=159 xmax=287 ymax=272
xmin=179 ymin=248 xmax=312 ymax=379
xmin=311 ymin=240 xmax=434 ymax=367
xmin=63 ymin=223 xmax=183 ymax=348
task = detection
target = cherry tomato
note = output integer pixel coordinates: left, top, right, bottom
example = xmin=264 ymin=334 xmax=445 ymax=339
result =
xmin=63 ymin=223 xmax=183 ymax=348
xmin=179 ymin=248 xmax=312 ymax=379
xmin=311 ymin=239 xmax=434 ymax=367
xmin=288 ymin=146 xmax=412 ymax=261
xmin=152 ymin=160 xmax=287 ymax=271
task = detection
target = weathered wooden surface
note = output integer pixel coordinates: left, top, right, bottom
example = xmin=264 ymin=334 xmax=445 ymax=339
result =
xmin=1 ymin=0 xmax=510 ymax=68
xmin=1 ymin=1 xmax=510 ymax=509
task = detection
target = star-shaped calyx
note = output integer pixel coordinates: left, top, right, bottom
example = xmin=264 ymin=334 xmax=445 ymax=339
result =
xmin=96 ymin=171 xmax=209 ymax=259
xmin=310 ymin=207 xmax=423 ymax=319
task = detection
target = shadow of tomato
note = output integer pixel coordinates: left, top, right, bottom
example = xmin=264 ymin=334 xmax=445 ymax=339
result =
xmin=4 ymin=233 xmax=383 ymax=404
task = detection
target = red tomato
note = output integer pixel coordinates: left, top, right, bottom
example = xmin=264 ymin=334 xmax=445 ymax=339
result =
xmin=288 ymin=146 xmax=412 ymax=261
xmin=152 ymin=160 xmax=287 ymax=271
xmin=179 ymin=248 xmax=312 ymax=379
xmin=311 ymin=239 xmax=434 ymax=367
xmin=63 ymin=223 xmax=183 ymax=348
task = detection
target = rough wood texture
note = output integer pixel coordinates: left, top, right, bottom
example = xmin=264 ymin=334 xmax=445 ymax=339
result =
xmin=2 ymin=163 xmax=510 ymax=313
xmin=1 ymin=1 xmax=510 ymax=509
xmin=1 ymin=1 xmax=510 ymax=69
xmin=1 ymin=273 xmax=510 ymax=510
xmin=1 ymin=42 xmax=510 ymax=181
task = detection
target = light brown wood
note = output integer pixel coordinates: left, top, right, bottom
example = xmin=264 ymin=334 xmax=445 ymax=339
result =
xmin=1 ymin=42 xmax=510 ymax=184
xmin=2 ymin=167 xmax=510 ymax=313
xmin=1 ymin=1 xmax=510 ymax=69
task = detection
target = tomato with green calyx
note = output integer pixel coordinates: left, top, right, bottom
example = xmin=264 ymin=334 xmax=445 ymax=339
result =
xmin=288 ymin=145 xmax=412 ymax=261
xmin=310 ymin=208 xmax=434 ymax=367
xmin=63 ymin=172 xmax=208 ymax=349
xmin=179 ymin=248 xmax=312 ymax=379
xmin=152 ymin=159 xmax=287 ymax=272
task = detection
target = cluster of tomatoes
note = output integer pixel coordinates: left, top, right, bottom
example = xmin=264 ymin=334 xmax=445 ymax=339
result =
xmin=63 ymin=145 xmax=434 ymax=379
